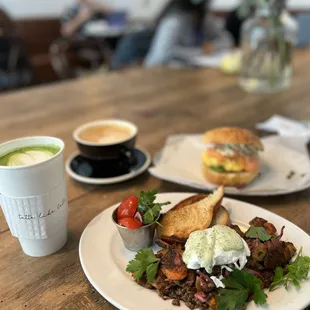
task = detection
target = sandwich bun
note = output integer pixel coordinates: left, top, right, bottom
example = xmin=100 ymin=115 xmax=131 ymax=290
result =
xmin=203 ymin=164 xmax=259 ymax=187
xmin=202 ymin=127 xmax=262 ymax=187
xmin=203 ymin=127 xmax=263 ymax=150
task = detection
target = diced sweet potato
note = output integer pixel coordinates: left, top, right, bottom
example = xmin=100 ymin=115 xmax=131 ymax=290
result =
xmin=160 ymin=248 xmax=188 ymax=281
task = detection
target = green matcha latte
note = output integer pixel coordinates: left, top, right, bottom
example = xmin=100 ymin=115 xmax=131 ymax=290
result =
xmin=0 ymin=145 xmax=60 ymax=167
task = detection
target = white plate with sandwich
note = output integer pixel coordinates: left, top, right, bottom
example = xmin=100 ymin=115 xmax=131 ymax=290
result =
xmin=79 ymin=188 xmax=310 ymax=310
xmin=149 ymin=128 xmax=310 ymax=196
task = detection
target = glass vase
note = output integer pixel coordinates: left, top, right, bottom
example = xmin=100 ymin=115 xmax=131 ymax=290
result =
xmin=239 ymin=0 xmax=298 ymax=93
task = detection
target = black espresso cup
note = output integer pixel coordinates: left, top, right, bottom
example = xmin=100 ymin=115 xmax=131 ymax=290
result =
xmin=73 ymin=119 xmax=138 ymax=161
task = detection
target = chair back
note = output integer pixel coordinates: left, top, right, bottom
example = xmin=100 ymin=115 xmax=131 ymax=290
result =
xmin=0 ymin=8 xmax=16 ymax=37
xmin=0 ymin=8 xmax=34 ymax=91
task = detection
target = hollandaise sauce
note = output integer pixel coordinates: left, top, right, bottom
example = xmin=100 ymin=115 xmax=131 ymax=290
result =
xmin=183 ymin=225 xmax=250 ymax=274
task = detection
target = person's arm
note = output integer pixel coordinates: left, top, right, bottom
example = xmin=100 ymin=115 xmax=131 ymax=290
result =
xmin=61 ymin=8 xmax=92 ymax=37
xmin=201 ymin=15 xmax=234 ymax=54
xmin=86 ymin=0 xmax=111 ymax=14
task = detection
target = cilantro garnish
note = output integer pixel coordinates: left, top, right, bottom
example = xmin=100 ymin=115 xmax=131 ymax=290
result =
xmin=269 ymin=248 xmax=310 ymax=291
xmin=138 ymin=189 xmax=170 ymax=225
xmin=246 ymin=226 xmax=273 ymax=242
xmin=126 ymin=248 xmax=160 ymax=283
xmin=217 ymin=269 xmax=267 ymax=310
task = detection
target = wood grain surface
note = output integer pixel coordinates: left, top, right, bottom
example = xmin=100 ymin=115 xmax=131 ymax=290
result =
xmin=1 ymin=49 xmax=310 ymax=310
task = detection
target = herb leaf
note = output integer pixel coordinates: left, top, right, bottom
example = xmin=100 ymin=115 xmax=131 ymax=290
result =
xmin=146 ymin=260 xmax=160 ymax=283
xmin=138 ymin=190 xmax=170 ymax=225
xmin=270 ymin=248 xmax=310 ymax=291
xmin=210 ymin=165 xmax=226 ymax=173
xmin=138 ymin=189 xmax=158 ymax=214
xmin=217 ymin=269 xmax=267 ymax=310
xmin=126 ymin=248 xmax=160 ymax=283
xmin=217 ymin=286 xmax=248 ymax=310
xmin=246 ymin=226 xmax=273 ymax=241
xmin=269 ymin=267 xmax=284 ymax=291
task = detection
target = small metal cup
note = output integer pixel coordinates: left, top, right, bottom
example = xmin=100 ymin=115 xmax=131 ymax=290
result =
xmin=112 ymin=208 xmax=157 ymax=252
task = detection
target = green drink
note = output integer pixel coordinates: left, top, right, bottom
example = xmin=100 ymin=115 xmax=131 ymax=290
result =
xmin=0 ymin=145 xmax=60 ymax=167
xmin=0 ymin=136 xmax=67 ymax=257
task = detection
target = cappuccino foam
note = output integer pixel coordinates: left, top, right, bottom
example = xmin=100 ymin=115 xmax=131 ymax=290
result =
xmin=78 ymin=124 xmax=132 ymax=144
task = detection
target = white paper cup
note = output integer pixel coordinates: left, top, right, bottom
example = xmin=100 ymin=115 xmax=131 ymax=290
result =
xmin=0 ymin=136 xmax=68 ymax=257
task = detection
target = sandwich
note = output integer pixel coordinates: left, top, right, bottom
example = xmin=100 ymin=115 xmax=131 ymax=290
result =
xmin=157 ymin=186 xmax=229 ymax=245
xmin=202 ymin=127 xmax=263 ymax=187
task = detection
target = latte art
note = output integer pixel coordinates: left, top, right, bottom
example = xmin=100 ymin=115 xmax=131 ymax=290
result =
xmin=0 ymin=145 xmax=60 ymax=167
xmin=78 ymin=124 xmax=133 ymax=144
xmin=8 ymin=150 xmax=53 ymax=166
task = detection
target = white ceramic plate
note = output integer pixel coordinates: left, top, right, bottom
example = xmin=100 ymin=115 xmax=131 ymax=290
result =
xmin=151 ymin=156 xmax=310 ymax=197
xmin=79 ymin=193 xmax=310 ymax=310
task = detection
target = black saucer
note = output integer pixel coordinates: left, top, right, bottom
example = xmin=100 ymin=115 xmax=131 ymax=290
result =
xmin=66 ymin=148 xmax=151 ymax=185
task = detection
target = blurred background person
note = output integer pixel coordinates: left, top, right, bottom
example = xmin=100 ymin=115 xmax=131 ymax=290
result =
xmin=50 ymin=0 xmax=114 ymax=79
xmin=111 ymin=0 xmax=233 ymax=70
xmin=224 ymin=0 xmax=257 ymax=47
xmin=60 ymin=0 xmax=111 ymax=38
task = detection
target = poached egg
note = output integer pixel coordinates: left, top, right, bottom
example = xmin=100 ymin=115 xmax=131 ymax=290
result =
xmin=182 ymin=225 xmax=250 ymax=274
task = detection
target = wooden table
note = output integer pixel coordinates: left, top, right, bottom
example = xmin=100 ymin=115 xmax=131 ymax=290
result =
xmin=1 ymin=49 xmax=310 ymax=310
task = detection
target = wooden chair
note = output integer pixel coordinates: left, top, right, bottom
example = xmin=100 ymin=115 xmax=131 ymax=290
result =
xmin=0 ymin=9 xmax=34 ymax=91
xmin=49 ymin=35 xmax=113 ymax=79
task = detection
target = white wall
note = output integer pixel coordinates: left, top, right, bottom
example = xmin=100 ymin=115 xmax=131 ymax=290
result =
xmin=0 ymin=0 xmax=309 ymax=20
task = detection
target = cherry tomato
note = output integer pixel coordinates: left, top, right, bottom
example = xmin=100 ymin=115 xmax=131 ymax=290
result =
xmin=117 ymin=195 xmax=139 ymax=220
xmin=118 ymin=217 xmax=142 ymax=230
